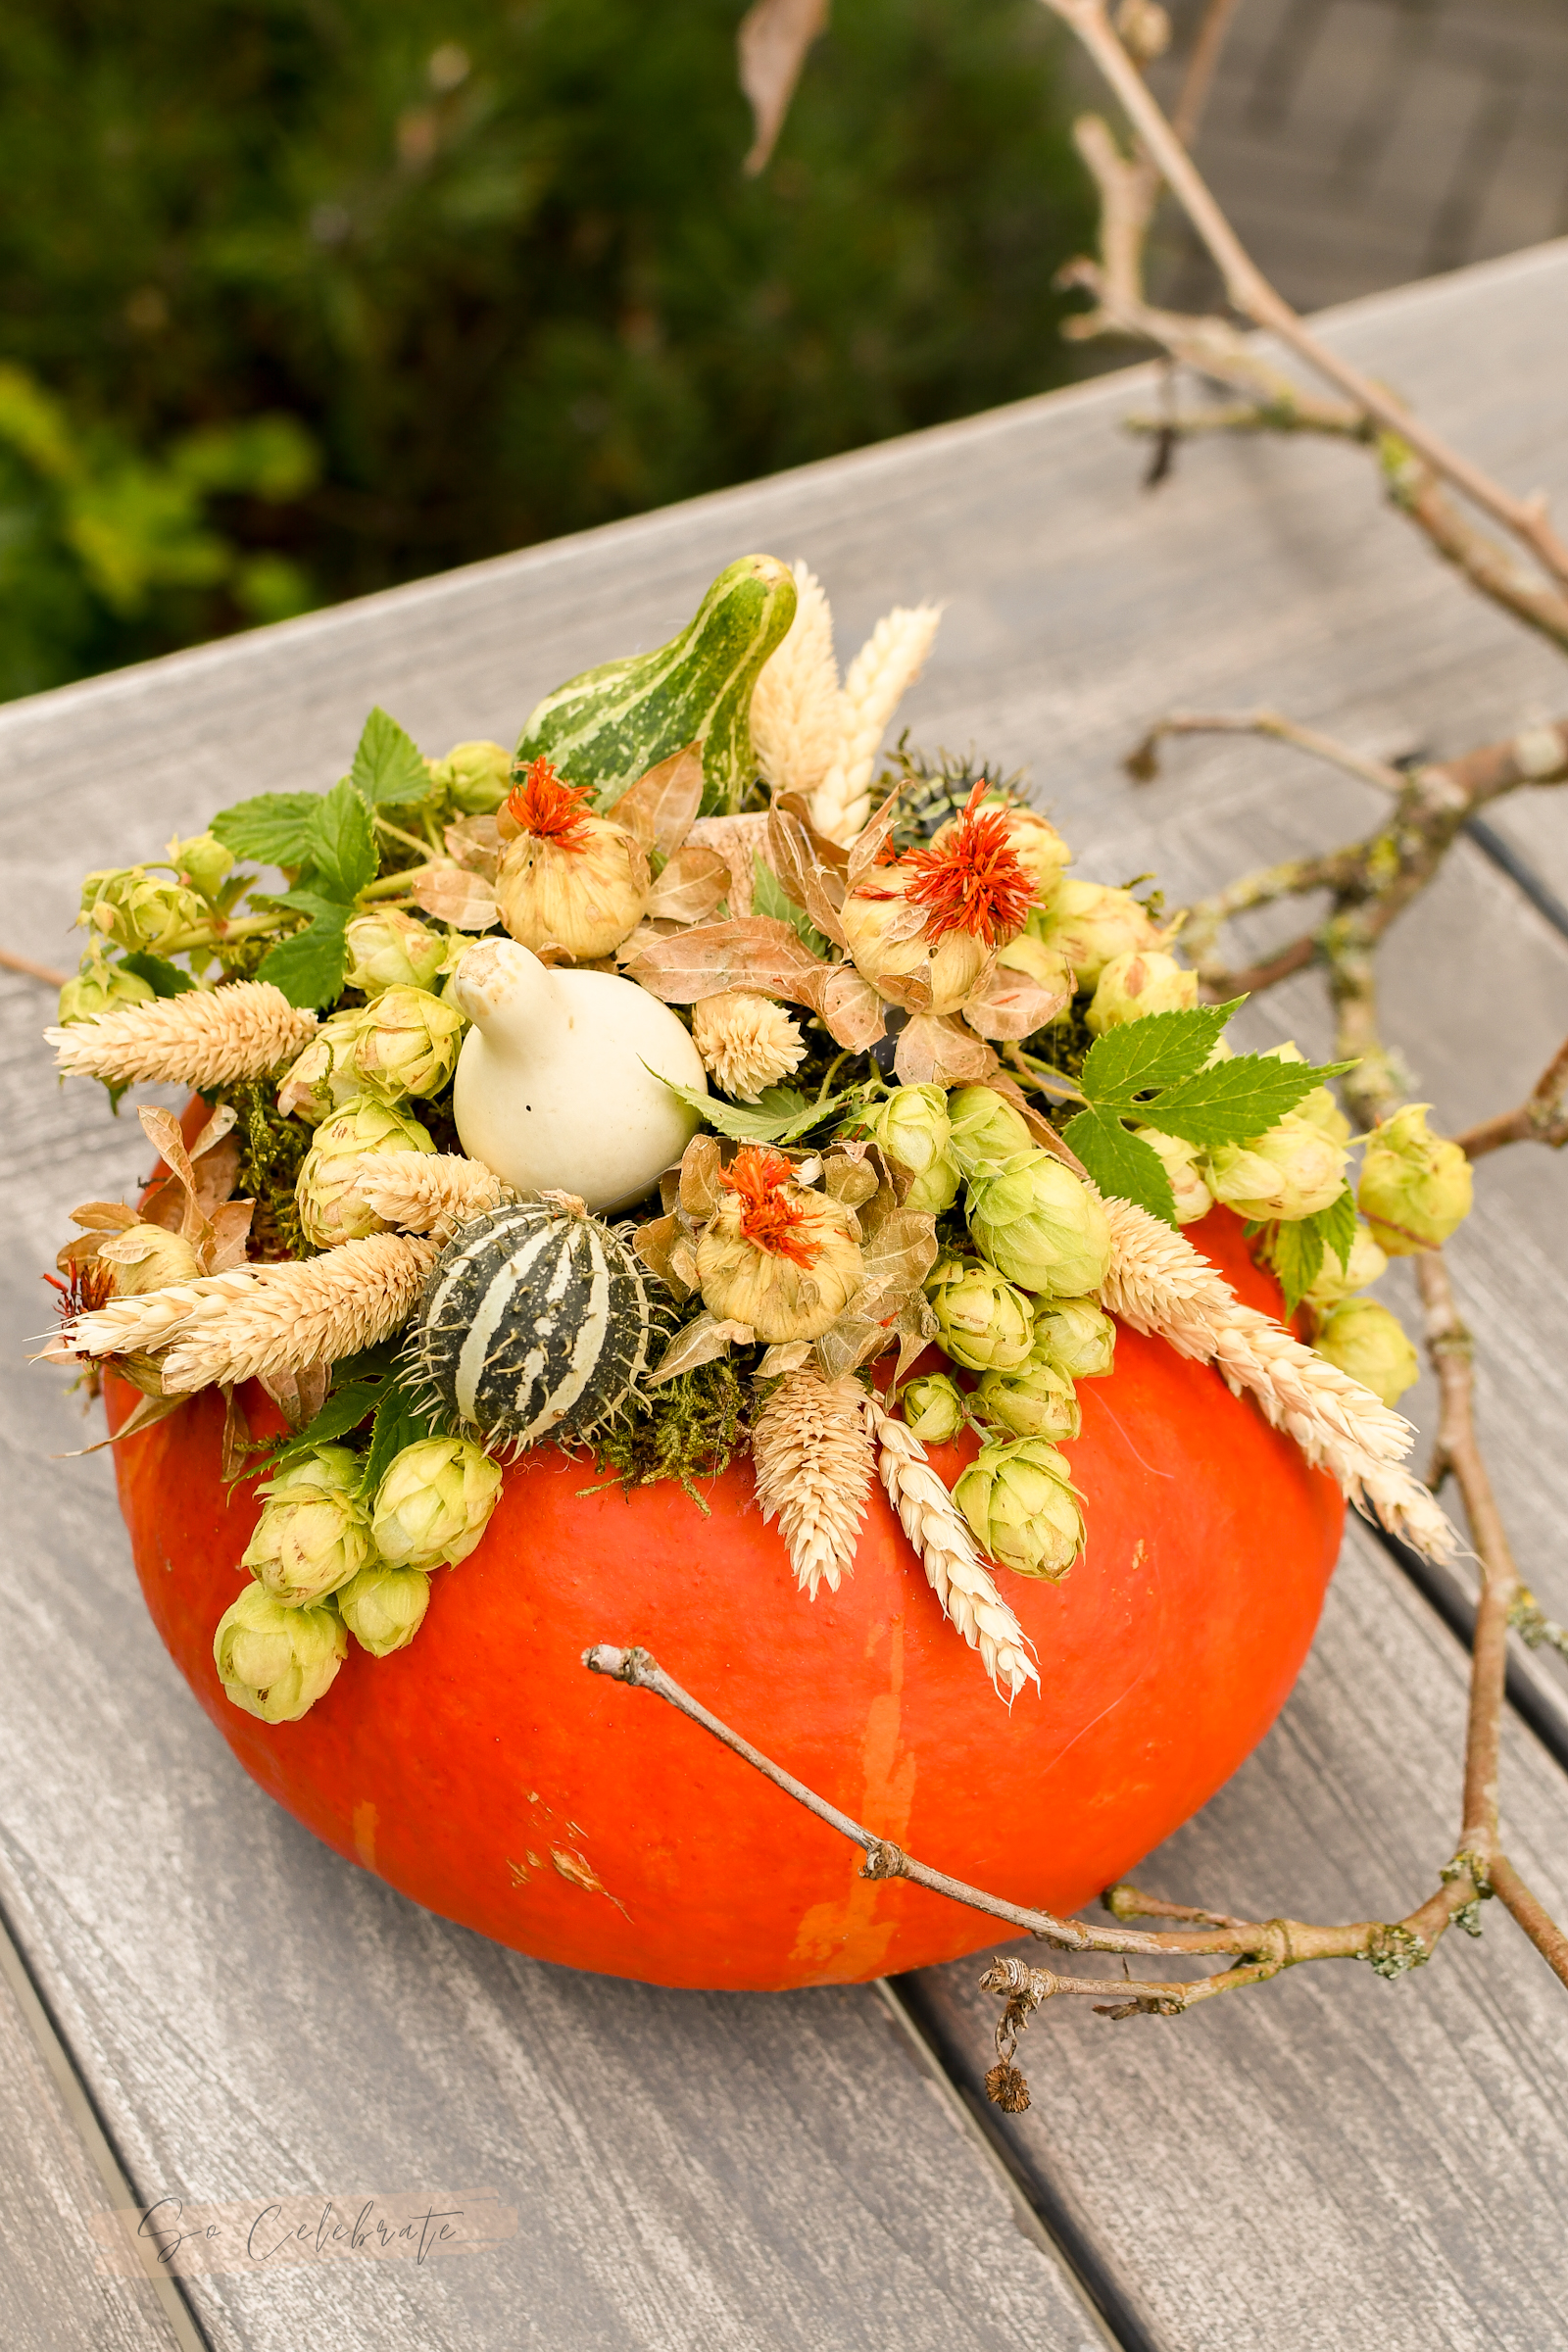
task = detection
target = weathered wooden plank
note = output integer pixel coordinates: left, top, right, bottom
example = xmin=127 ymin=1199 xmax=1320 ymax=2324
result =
xmin=906 ymin=1522 xmax=1568 ymax=2352
xmin=2 ymin=242 xmax=1567 ymax=2349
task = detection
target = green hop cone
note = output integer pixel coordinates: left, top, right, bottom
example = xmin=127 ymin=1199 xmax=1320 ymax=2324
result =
xmin=954 ymin=1437 xmax=1085 ymax=1579
xmin=78 ymin=865 xmax=204 ymax=954
xmin=295 ymin=1093 xmax=435 ymax=1249
xmin=1204 ymin=1113 xmax=1348 ymax=1222
xmin=242 ymin=1444 xmax=373 ymax=1607
xmin=898 ymin=1371 xmax=967 ymax=1445
xmin=57 ymin=950 xmax=156 ymax=1025
xmin=1312 ymin=1298 xmax=1420 ymax=1408
xmin=1133 ymin=1128 xmax=1213 ymax=1225
xmin=860 ymin=1084 xmax=959 ymax=1214
xmin=965 ymin=1151 xmax=1114 ymax=1298
xmin=1356 ymin=1103 xmax=1474 ymax=1255
xmin=429 ymin=739 xmax=513 ymax=814
xmin=371 ymin=1435 xmax=504 ymax=1570
xmin=946 ymin=1086 xmax=1035 ymax=1181
xmin=344 ymin=909 xmax=447 ymax=997
xmin=1036 ymin=879 xmax=1164 ymax=988
xmin=1260 ymin=1042 xmax=1351 ymax=1144
xmin=974 ymin=1359 xmax=1081 ymax=1444
xmin=214 ymin=1585 xmax=347 ymax=1723
xmin=926 ymin=1256 xmax=1035 ymax=1373
xmin=277 ymin=1008 xmax=367 ymax=1124
xmin=1086 ymin=948 xmax=1198 ymax=1036
xmin=169 ymin=831 xmax=235 ymax=904
xmin=1029 ymin=1297 xmax=1117 ymax=1380
xmin=352 ymin=984 xmax=466 ymax=1099
xmin=1302 ymin=1221 xmax=1389 ymax=1313
xmin=336 ymin=1562 xmax=432 ymax=1657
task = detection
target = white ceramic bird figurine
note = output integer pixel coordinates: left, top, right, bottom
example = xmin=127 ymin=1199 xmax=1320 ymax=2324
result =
xmin=450 ymin=939 xmax=707 ymax=1213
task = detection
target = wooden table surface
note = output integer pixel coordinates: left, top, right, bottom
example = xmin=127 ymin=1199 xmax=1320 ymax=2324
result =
xmin=2 ymin=239 xmax=1566 ymax=2351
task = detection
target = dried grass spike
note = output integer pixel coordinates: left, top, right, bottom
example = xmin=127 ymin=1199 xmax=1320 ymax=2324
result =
xmin=751 ymin=561 xmax=843 ymax=802
xmin=48 ymin=983 xmax=318 ymax=1089
xmin=812 ymin=603 xmax=942 ymax=843
xmin=753 ymin=1367 xmax=873 ymax=1597
xmin=351 ymin=1152 xmax=514 ymax=1241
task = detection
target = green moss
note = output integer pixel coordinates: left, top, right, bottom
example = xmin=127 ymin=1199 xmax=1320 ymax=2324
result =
xmin=221 ymin=1079 xmax=312 ymax=1259
xmin=586 ymin=1352 xmax=750 ymax=1510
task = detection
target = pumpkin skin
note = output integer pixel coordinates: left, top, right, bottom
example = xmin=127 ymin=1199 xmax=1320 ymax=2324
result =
xmin=107 ymin=1203 xmax=1343 ymax=1991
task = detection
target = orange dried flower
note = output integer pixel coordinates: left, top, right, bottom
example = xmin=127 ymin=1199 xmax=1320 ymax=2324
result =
xmin=503 ymin=758 xmax=595 ymax=853
xmin=900 ymin=785 xmax=1038 ymax=946
xmin=719 ymin=1147 xmax=817 ymax=1268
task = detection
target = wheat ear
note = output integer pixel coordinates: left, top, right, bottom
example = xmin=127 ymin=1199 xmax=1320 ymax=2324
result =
xmin=62 ymin=1233 xmax=439 ymax=1393
xmin=1098 ymin=1196 xmax=1460 ymax=1561
xmin=753 ymin=1368 xmax=875 ymax=1597
xmin=865 ymin=1397 xmax=1040 ymax=1701
xmin=351 ymin=1152 xmax=513 ymax=1241
xmin=48 ymin=982 xmax=318 ymax=1087
xmin=810 ymin=602 xmax=942 ymax=844
xmin=750 ymin=561 xmax=843 ymax=802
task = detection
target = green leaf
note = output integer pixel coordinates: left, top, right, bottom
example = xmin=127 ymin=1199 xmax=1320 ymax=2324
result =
xmin=256 ymin=904 xmax=349 ymax=1007
xmin=751 ymin=854 xmax=832 ymax=957
xmin=119 ymin=950 xmax=194 ymax=997
xmin=360 ymin=1377 xmax=438 ymax=1499
xmin=1317 ymin=1181 xmax=1358 ymax=1274
xmin=351 ymin=707 xmax=430 ymax=808
xmin=210 ymin=791 xmax=320 ymax=867
xmin=1078 ymin=1002 xmax=1243 ymax=1113
xmin=304 ymin=775 xmax=377 ymax=902
xmin=1138 ymin=1054 xmax=1351 ymax=1150
xmin=652 ymin=1066 xmax=865 ymax=1144
xmin=267 ymin=1378 xmax=385 ymax=1472
xmin=1265 ymin=1218 xmax=1324 ymax=1319
xmin=1062 ymin=1108 xmax=1178 ymax=1224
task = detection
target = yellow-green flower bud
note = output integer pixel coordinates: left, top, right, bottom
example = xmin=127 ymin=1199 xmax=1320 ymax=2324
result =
xmin=214 ymin=1584 xmax=346 ymax=1723
xmin=965 ymin=1151 xmax=1114 ymax=1298
xmin=344 ymin=909 xmax=446 ymax=997
xmin=168 ymin=832 xmax=234 ymax=904
xmin=1038 ymin=879 xmax=1165 ymax=989
xmin=1086 ymin=948 xmax=1198 ymax=1035
xmin=898 ymin=1371 xmax=967 ymax=1445
xmin=1302 ymin=1221 xmax=1389 ymax=1315
xmin=973 ymin=1359 xmax=1080 ymax=1444
xmin=1356 ymin=1103 xmax=1473 ymax=1256
xmin=58 ymin=952 xmax=156 ymax=1024
xmin=276 ymin=1009 xmax=365 ymax=1124
xmin=946 ymin=1085 xmax=1034 ymax=1181
xmin=370 ymin=1435 xmax=504 ymax=1570
xmin=242 ymin=1446 xmax=372 ymax=1607
xmin=429 ymin=739 xmax=512 ymax=814
xmin=1133 ymin=1127 xmax=1213 ymax=1225
xmin=336 ymin=1562 xmax=431 ymax=1657
xmin=98 ymin=1222 xmax=204 ymax=1297
xmin=295 ymin=1095 xmax=435 ymax=1248
xmin=860 ymin=1084 xmax=959 ymax=1213
xmin=1030 ymin=1296 xmax=1116 ymax=1380
xmin=1259 ymin=1042 xmax=1350 ymax=1143
xmin=1312 ymin=1298 xmax=1419 ymax=1408
xmin=1204 ymin=1113 xmax=1348 ymax=1222
xmin=926 ymin=1256 xmax=1035 ymax=1374
xmin=351 ymin=984 xmax=466 ymax=1099
xmin=954 ymin=1437 xmax=1084 ymax=1579
xmin=78 ymin=866 xmax=205 ymax=955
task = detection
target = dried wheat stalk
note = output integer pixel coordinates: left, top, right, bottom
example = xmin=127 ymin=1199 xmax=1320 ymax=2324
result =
xmin=753 ymin=1367 xmax=875 ymax=1596
xmin=352 ymin=1152 xmax=513 ymax=1241
xmin=48 ymin=982 xmax=317 ymax=1087
xmin=811 ymin=603 xmax=943 ymax=844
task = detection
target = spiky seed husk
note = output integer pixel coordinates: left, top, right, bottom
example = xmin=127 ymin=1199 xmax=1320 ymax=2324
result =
xmin=752 ymin=1369 xmax=874 ymax=1598
xmin=47 ymin=982 xmax=318 ymax=1087
xmin=62 ymin=1233 xmax=440 ymax=1393
xmin=1097 ymin=1195 xmax=1459 ymax=1561
xmin=865 ymin=1397 xmax=1040 ymax=1700
xmin=351 ymin=1152 xmax=513 ymax=1241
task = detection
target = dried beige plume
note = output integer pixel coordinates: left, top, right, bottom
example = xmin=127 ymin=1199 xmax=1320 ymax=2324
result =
xmin=811 ymin=602 xmax=943 ymax=845
xmin=866 ymin=1397 xmax=1040 ymax=1701
xmin=753 ymin=1368 xmax=874 ymax=1597
xmin=1098 ymin=1196 xmax=1460 ymax=1561
xmin=691 ymin=991 xmax=806 ymax=1102
xmin=48 ymin=981 xmax=318 ymax=1089
xmin=350 ymin=1152 xmax=512 ymax=1241
xmin=750 ymin=562 xmax=842 ymax=803
xmin=63 ymin=1232 xmax=439 ymax=1394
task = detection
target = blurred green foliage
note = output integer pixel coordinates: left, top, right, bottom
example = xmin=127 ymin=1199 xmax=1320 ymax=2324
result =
xmin=0 ymin=0 xmax=1093 ymax=699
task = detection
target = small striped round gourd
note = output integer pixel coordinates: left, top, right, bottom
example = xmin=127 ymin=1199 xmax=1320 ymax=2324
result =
xmin=410 ymin=1198 xmax=662 ymax=1454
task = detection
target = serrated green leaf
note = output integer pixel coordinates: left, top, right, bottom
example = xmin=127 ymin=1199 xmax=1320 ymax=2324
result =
xmin=351 ymin=707 xmax=430 ymax=807
xmin=267 ymin=1379 xmax=385 ymax=1472
xmin=751 ymin=854 xmax=832 ymax=956
xmin=1138 ymin=1054 xmax=1350 ymax=1149
xmin=1078 ymin=1001 xmax=1243 ymax=1112
xmin=303 ymin=775 xmax=377 ymax=903
xmin=210 ymin=790 xmax=320 ymax=867
xmin=360 ymin=1377 xmax=438 ymax=1498
xmin=1062 ymin=1108 xmax=1178 ymax=1224
xmin=651 ymin=1066 xmax=863 ymax=1144
xmin=119 ymin=951 xmax=194 ymax=997
xmin=257 ymin=906 xmax=349 ymax=1007
xmin=1265 ymin=1218 xmax=1324 ymax=1318
xmin=1317 ymin=1182 xmax=1358 ymax=1273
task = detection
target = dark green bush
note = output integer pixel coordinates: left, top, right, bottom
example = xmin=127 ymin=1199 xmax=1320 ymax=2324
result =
xmin=0 ymin=0 xmax=1092 ymax=697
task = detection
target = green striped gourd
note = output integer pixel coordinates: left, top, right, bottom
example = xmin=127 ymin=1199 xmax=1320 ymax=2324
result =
xmin=514 ymin=554 xmax=796 ymax=818
xmin=409 ymin=1200 xmax=663 ymax=1456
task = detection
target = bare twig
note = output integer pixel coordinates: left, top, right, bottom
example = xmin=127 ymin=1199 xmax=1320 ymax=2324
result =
xmin=1168 ymin=0 xmax=1243 ymax=150
xmin=0 ymin=945 xmax=70 ymax=988
xmin=1455 ymin=1036 xmax=1568 ymax=1159
xmin=1127 ymin=708 xmax=1405 ymax=797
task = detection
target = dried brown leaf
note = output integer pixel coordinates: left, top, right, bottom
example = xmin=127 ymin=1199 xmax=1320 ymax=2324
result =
xmin=650 ymin=1311 xmax=755 ymax=1385
xmin=767 ymin=798 xmax=848 ymax=947
xmin=612 ymin=743 xmax=705 ymax=857
xmin=961 ymin=960 xmax=1072 ymax=1042
xmin=646 ymin=844 xmax=732 ymax=927
xmin=409 ymin=862 xmax=501 ymax=931
xmin=69 ymin=1200 xmax=139 ymax=1233
xmin=845 ymin=788 xmax=902 ymax=889
xmin=258 ymin=1360 xmax=332 ymax=1433
xmin=208 ymin=1200 xmax=256 ymax=1273
xmin=756 ymin=1340 xmax=814 ymax=1377
xmin=444 ymin=815 xmax=503 ymax=880
xmin=677 ymin=1133 xmax=726 ymax=1222
xmin=894 ymin=1013 xmax=998 ymax=1087
xmin=738 ymin=0 xmax=829 ymax=175
xmin=633 ymin=1210 xmax=692 ymax=1302
xmin=220 ymin=1384 xmax=253 ymax=1482
xmin=816 ymin=961 xmax=886 ymax=1049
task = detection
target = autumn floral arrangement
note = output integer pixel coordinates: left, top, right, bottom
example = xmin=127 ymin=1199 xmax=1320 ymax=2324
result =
xmin=37 ymin=552 xmax=1471 ymax=1730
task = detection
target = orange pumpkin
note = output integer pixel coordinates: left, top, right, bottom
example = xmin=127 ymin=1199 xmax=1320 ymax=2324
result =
xmin=107 ymin=1203 xmax=1342 ymax=1991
